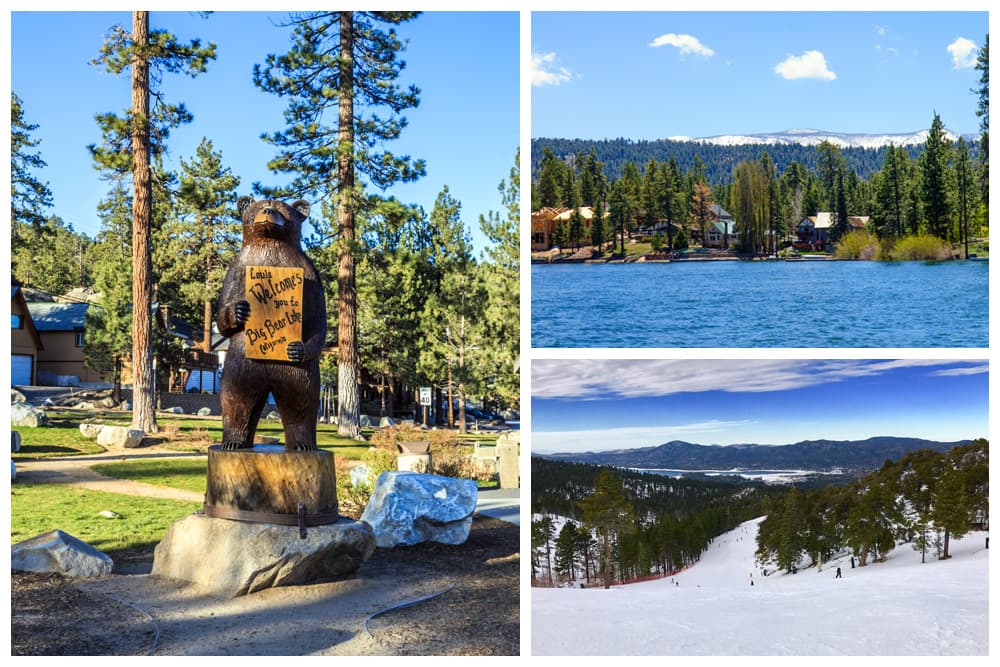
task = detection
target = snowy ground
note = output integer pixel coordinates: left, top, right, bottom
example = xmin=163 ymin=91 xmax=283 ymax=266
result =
xmin=532 ymin=517 xmax=988 ymax=655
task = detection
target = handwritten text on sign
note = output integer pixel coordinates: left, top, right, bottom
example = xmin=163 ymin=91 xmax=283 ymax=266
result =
xmin=244 ymin=266 xmax=304 ymax=360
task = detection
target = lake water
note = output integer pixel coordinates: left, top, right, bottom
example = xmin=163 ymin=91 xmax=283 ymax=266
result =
xmin=531 ymin=260 xmax=988 ymax=348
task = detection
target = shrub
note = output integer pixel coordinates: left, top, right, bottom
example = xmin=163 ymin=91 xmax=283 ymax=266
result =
xmin=888 ymin=234 xmax=952 ymax=261
xmin=834 ymin=230 xmax=879 ymax=260
xmin=673 ymin=228 xmax=689 ymax=250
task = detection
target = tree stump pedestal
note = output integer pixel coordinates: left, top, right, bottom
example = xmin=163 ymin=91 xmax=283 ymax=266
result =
xmin=152 ymin=444 xmax=375 ymax=597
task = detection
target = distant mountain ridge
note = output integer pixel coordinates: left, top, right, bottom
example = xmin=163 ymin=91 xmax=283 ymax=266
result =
xmin=541 ymin=436 xmax=972 ymax=475
xmin=666 ymin=128 xmax=975 ymax=150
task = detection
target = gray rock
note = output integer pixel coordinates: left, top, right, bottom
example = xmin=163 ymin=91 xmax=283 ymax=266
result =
xmin=197 ymin=407 xmax=213 ymax=416
xmin=361 ymin=471 xmax=478 ymax=548
xmin=121 ymin=401 xmax=132 ymax=411
xmin=378 ymin=416 xmax=396 ymax=428
xmin=152 ymin=513 xmax=375 ymax=597
xmin=265 ymin=410 xmax=280 ymax=421
xmin=12 ymin=430 xmax=21 ymax=453
xmin=163 ymin=406 xmax=184 ymax=414
xmin=97 ymin=426 xmax=145 ymax=449
xmin=11 ymin=530 xmax=114 ymax=578
xmin=79 ymin=423 xmax=103 ymax=439
xmin=11 ymin=401 xmax=49 ymax=427
xmin=359 ymin=414 xmax=373 ymax=428
xmin=349 ymin=464 xmax=370 ymax=488
xmin=76 ymin=401 xmax=96 ymax=410
xmin=99 ymin=397 xmax=118 ymax=409
xmin=11 ymin=388 xmax=26 ymax=403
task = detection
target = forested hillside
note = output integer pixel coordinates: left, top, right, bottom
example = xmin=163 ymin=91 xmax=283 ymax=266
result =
xmin=531 ymin=457 xmax=783 ymax=588
xmin=755 ymin=439 xmax=988 ymax=572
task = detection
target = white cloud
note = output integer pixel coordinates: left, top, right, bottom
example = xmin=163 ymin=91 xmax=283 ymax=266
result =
xmin=930 ymin=363 xmax=989 ymax=377
xmin=947 ymin=37 xmax=978 ymax=69
xmin=649 ymin=33 xmax=714 ymax=57
xmin=774 ymin=50 xmax=837 ymax=80
xmin=531 ymin=52 xmax=573 ymax=87
xmin=531 ymin=359 xmax=974 ymax=399
xmin=876 ymin=25 xmax=888 ymax=37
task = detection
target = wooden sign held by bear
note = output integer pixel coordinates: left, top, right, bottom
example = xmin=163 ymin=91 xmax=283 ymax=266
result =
xmin=215 ymin=197 xmax=326 ymax=451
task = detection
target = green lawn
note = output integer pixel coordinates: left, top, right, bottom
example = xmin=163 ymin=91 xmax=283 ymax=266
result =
xmin=91 ymin=458 xmax=209 ymax=494
xmin=10 ymin=483 xmax=200 ymax=561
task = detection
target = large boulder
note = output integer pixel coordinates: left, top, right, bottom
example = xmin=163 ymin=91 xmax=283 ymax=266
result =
xmin=79 ymin=423 xmax=103 ymax=439
xmin=11 ymin=402 xmax=49 ymax=427
xmin=12 ymin=530 xmax=114 ymax=577
xmin=97 ymin=426 xmax=145 ymax=449
xmin=11 ymin=388 xmax=26 ymax=403
xmin=197 ymin=407 xmax=213 ymax=416
xmin=152 ymin=513 xmax=376 ymax=597
xmin=361 ymin=471 xmax=478 ymax=548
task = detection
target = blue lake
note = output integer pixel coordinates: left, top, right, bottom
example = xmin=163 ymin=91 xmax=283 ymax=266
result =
xmin=531 ymin=260 xmax=988 ymax=348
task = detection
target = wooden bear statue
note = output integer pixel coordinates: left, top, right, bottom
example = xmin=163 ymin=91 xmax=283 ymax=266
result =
xmin=215 ymin=196 xmax=326 ymax=451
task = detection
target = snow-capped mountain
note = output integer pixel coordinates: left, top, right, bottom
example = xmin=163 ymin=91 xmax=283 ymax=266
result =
xmin=666 ymin=128 xmax=974 ymax=149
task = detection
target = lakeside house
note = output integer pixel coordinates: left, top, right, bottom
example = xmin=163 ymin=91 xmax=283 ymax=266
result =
xmin=796 ymin=212 xmax=872 ymax=250
xmin=531 ymin=206 xmax=599 ymax=250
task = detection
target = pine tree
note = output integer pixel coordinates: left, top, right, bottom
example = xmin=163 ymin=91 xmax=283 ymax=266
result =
xmin=973 ymin=35 xmax=988 ymax=213
xmin=536 ymin=147 xmax=564 ymax=208
xmin=920 ymin=113 xmax=953 ymax=240
xmin=953 ymin=138 xmax=975 ymax=258
xmin=932 ymin=465 xmax=971 ymax=560
xmin=579 ymin=469 xmax=633 ymax=588
xmin=554 ymin=520 xmax=579 ymax=583
xmin=85 ymin=181 xmax=135 ymax=403
xmin=10 ymin=92 xmax=53 ymax=245
xmin=92 ymin=11 xmax=216 ymax=433
xmin=478 ymin=152 xmax=521 ymax=409
xmin=255 ymin=11 xmax=425 ymax=438
xmin=158 ymin=138 xmax=241 ymax=348
xmin=531 ymin=515 xmax=556 ymax=586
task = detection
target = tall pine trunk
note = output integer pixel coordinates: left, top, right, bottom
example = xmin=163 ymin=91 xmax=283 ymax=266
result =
xmin=336 ymin=11 xmax=361 ymax=438
xmin=130 ymin=11 xmax=157 ymax=433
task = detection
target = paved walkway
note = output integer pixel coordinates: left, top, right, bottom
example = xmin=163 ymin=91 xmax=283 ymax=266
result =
xmin=14 ymin=448 xmax=521 ymax=524
xmin=475 ymin=487 xmax=520 ymax=525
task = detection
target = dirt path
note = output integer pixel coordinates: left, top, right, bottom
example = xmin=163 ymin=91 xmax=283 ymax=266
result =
xmin=14 ymin=449 xmax=205 ymax=502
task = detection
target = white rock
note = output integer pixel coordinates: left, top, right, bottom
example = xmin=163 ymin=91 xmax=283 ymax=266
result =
xmin=359 ymin=414 xmax=373 ymax=427
xmin=79 ymin=423 xmax=103 ymax=439
xmin=361 ymin=471 xmax=478 ymax=548
xmin=379 ymin=416 xmax=396 ymax=428
xmin=97 ymin=426 xmax=145 ymax=449
xmin=11 ymin=530 xmax=114 ymax=577
xmin=197 ymin=407 xmax=212 ymax=416
xmin=11 ymin=402 xmax=49 ymax=427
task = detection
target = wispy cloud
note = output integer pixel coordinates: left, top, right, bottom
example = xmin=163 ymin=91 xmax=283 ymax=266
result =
xmin=947 ymin=37 xmax=978 ymax=69
xmin=930 ymin=364 xmax=989 ymax=377
xmin=532 ymin=52 xmax=573 ymax=87
xmin=532 ymin=359 xmax=977 ymax=399
xmin=774 ymin=50 xmax=836 ymax=80
xmin=532 ymin=420 xmax=755 ymax=453
xmin=649 ymin=33 xmax=714 ymax=57
xmin=876 ymin=25 xmax=888 ymax=37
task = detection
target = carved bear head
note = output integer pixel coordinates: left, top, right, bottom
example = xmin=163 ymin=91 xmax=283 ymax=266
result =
xmin=236 ymin=196 xmax=311 ymax=246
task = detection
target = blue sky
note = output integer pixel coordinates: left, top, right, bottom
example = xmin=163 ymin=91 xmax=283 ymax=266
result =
xmin=9 ymin=11 xmax=519 ymax=250
xmin=531 ymin=359 xmax=989 ymax=453
xmin=532 ymin=11 xmax=988 ymax=140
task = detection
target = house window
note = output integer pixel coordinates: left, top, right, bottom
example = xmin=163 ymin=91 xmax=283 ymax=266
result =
xmin=75 ymin=332 xmax=85 ymax=347
xmin=12 ymin=314 xmax=23 ymax=329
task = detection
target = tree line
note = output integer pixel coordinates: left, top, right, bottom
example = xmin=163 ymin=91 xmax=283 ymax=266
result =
xmin=10 ymin=12 xmax=519 ymax=434
xmin=532 ymin=35 xmax=988 ymax=258
xmin=531 ymin=457 xmax=783 ymax=589
xmin=755 ymin=439 xmax=988 ymax=573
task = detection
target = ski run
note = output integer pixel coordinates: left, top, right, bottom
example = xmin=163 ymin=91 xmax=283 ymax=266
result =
xmin=533 ymin=516 xmax=987 ymax=655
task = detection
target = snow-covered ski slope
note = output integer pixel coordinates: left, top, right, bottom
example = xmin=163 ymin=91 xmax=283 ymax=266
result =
xmin=532 ymin=517 xmax=988 ymax=655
